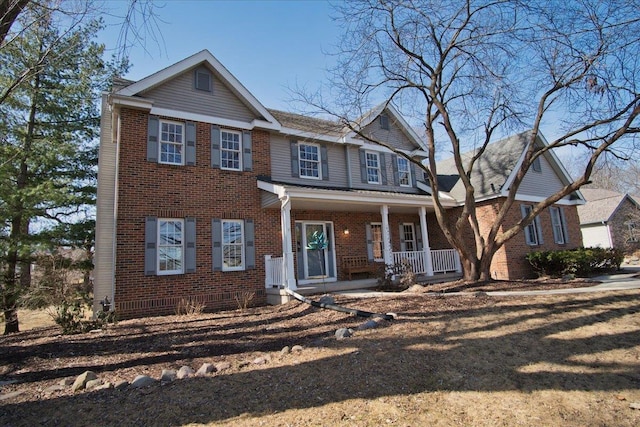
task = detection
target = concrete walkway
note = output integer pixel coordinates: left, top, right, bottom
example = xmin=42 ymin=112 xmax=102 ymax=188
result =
xmin=336 ymin=265 xmax=640 ymax=298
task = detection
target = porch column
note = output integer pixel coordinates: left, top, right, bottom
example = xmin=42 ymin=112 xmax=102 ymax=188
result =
xmin=419 ymin=206 xmax=434 ymax=276
xmin=280 ymin=196 xmax=297 ymax=290
xmin=380 ymin=205 xmax=393 ymax=266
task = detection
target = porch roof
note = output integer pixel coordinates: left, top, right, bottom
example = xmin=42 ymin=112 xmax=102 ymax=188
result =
xmin=257 ymin=179 xmax=457 ymax=213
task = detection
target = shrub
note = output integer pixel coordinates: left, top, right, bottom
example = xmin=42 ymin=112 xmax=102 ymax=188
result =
xmin=526 ymin=247 xmax=623 ymax=277
xmin=376 ymin=262 xmax=415 ymax=291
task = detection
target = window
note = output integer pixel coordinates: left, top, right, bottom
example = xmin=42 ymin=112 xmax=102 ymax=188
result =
xmin=158 ymin=219 xmax=183 ymax=274
xmin=397 ymin=157 xmax=411 ymax=186
xmin=299 ymin=143 xmax=321 ymax=179
xmin=522 ymin=205 xmax=542 ymax=246
xmin=159 ymin=120 xmax=184 ymax=165
xmin=222 ymin=220 xmax=244 ymax=271
xmin=532 ymin=156 xmax=542 ymax=172
xmin=221 ymin=130 xmax=242 ymax=170
xmin=626 ymin=221 xmax=639 ymax=243
xmin=379 ymin=114 xmax=390 ymax=130
xmin=401 ymin=223 xmax=416 ymax=251
xmin=549 ymin=207 xmax=567 ymax=244
xmin=366 ymin=151 xmax=381 ymax=184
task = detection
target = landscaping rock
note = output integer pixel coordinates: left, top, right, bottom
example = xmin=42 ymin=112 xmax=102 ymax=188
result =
xmin=253 ymin=356 xmax=270 ymax=365
xmin=630 ymin=402 xmax=640 ymax=410
xmin=291 ymin=345 xmax=304 ymax=352
xmin=215 ymin=361 xmax=231 ymax=372
xmin=357 ymin=319 xmax=381 ymax=330
xmin=131 ymin=375 xmax=155 ymax=388
xmin=160 ymin=369 xmax=177 ymax=383
xmin=319 ymin=295 xmax=335 ymax=305
xmin=114 ymin=380 xmax=129 ymax=390
xmin=196 ymin=363 xmax=215 ymax=376
xmin=95 ymin=382 xmax=113 ymax=391
xmin=59 ymin=377 xmax=74 ymax=387
xmin=335 ymin=328 xmax=353 ymax=340
xmin=177 ymin=366 xmax=195 ymax=379
xmin=72 ymin=371 xmax=97 ymax=392
xmin=281 ymin=346 xmax=291 ymax=354
xmin=85 ymin=379 xmax=103 ymax=390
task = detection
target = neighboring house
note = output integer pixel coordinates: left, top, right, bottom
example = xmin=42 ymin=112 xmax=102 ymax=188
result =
xmin=95 ymin=50 xmax=584 ymax=318
xmin=577 ymin=188 xmax=640 ymax=252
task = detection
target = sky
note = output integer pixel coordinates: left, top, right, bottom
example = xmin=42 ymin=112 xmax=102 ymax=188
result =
xmin=99 ymin=0 xmax=341 ymax=112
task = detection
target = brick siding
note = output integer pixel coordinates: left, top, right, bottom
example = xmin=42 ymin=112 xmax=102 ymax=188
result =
xmin=114 ymin=108 xmax=280 ymax=318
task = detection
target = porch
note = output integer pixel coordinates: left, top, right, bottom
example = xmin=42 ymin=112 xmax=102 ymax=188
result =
xmin=265 ymin=248 xmax=462 ymax=305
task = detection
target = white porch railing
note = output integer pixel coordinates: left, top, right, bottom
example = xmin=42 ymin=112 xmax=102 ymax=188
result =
xmin=264 ymin=255 xmax=284 ymax=288
xmin=431 ymin=249 xmax=461 ymax=273
xmin=392 ymin=251 xmax=428 ymax=274
xmin=392 ymin=249 xmax=461 ymax=275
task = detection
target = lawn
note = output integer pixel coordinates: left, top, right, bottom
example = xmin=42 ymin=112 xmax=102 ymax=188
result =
xmin=1 ymin=286 xmax=639 ymax=426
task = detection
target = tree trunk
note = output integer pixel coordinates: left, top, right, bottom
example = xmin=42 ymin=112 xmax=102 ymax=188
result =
xmin=3 ymin=269 xmax=20 ymax=334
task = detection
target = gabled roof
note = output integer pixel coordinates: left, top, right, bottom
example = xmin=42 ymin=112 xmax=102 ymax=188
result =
xmin=435 ymin=130 xmax=584 ymax=204
xmin=113 ymin=49 xmax=279 ymax=127
xmin=577 ymin=188 xmax=640 ymax=225
xmin=348 ymin=103 xmax=427 ymax=151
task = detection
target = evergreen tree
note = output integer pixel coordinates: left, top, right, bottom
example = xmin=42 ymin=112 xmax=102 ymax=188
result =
xmin=0 ymin=3 xmax=125 ymax=334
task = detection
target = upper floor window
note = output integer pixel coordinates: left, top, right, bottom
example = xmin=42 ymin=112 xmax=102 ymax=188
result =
xmin=521 ymin=205 xmax=543 ymax=246
xmin=299 ymin=143 xmax=321 ymax=179
xmin=366 ymin=151 xmax=381 ymax=184
xmin=221 ymin=130 xmax=242 ymax=171
xmin=222 ymin=220 xmax=244 ymax=271
xmin=160 ymin=120 xmax=184 ymax=165
xmin=549 ymin=206 xmax=568 ymax=244
xmin=397 ymin=157 xmax=411 ymax=187
xmin=379 ymin=114 xmax=389 ymax=130
xmin=158 ymin=219 xmax=183 ymax=274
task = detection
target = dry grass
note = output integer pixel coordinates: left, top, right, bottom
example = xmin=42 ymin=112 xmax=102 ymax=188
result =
xmin=1 ymin=290 xmax=640 ymax=426
xmin=0 ymin=308 xmax=56 ymax=332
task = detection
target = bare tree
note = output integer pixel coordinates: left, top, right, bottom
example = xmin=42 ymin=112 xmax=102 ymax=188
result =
xmin=302 ymin=0 xmax=640 ymax=281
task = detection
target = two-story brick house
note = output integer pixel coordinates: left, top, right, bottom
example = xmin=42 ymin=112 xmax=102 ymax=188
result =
xmin=95 ymin=50 xmax=584 ymax=318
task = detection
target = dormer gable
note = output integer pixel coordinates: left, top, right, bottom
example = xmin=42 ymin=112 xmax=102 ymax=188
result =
xmin=112 ymin=50 xmax=280 ymax=130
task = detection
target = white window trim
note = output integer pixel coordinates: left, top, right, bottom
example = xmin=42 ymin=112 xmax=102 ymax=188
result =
xmin=366 ymin=151 xmax=381 ymax=184
xmin=626 ymin=221 xmax=639 ymax=242
xmin=550 ymin=207 xmax=566 ymax=244
xmin=220 ymin=129 xmax=242 ymax=171
xmin=371 ymin=222 xmax=384 ymax=262
xmin=157 ymin=218 xmax=184 ymax=275
xmin=397 ymin=157 xmax=411 ymax=187
xmin=159 ymin=120 xmax=185 ymax=166
xmin=222 ymin=219 xmax=245 ymax=272
xmin=298 ymin=142 xmax=322 ymax=180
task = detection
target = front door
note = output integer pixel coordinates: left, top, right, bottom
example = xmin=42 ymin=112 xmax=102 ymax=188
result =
xmin=304 ymin=222 xmax=328 ymax=278
xmin=295 ymin=221 xmax=336 ymax=284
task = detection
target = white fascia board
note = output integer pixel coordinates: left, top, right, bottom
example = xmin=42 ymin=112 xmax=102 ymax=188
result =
xmin=257 ymin=180 xmax=287 ymax=198
xmin=109 ymin=94 xmax=153 ymax=111
xmin=150 ymin=107 xmax=280 ymax=131
xmin=115 ymin=50 xmax=280 ymax=127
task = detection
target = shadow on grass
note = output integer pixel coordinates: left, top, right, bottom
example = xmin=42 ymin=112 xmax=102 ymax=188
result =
xmin=1 ymin=292 xmax=640 ymax=426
